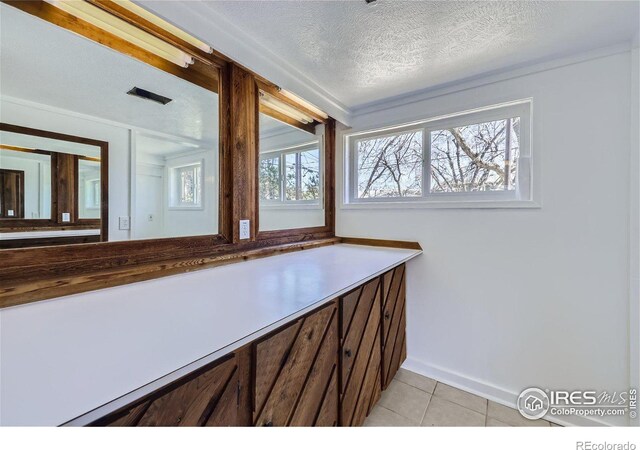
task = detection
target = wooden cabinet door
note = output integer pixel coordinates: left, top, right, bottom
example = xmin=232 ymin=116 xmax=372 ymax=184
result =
xmin=93 ymin=353 xmax=241 ymax=427
xmin=339 ymin=277 xmax=382 ymax=427
xmin=381 ymin=264 xmax=407 ymax=390
xmin=253 ymin=302 xmax=338 ymax=427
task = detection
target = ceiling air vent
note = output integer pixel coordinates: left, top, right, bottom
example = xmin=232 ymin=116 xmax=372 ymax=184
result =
xmin=126 ymin=87 xmax=172 ymax=105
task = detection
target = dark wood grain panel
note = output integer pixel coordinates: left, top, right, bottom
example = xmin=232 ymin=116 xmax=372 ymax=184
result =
xmin=381 ymin=264 xmax=408 ymax=390
xmin=230 ymin=65 xmax=258 ymax=243
xmin=350 ymin=326 xmax=382 ymax=427
xmin=340 ymin=280 xmax=382 ymax=426
xmin=340 ymin=288 xmax=361 ymax=337
xmin=289 ymin=313 xmax=338 ymax=426
xmin=314 ymin=366 xmax=338 ymax=427
xmin=253 ymin=302 xmax=338 ymax=427
xmin=341 ymin=277 xmax=380 ymax=385
xmin=382 ymin=264 xmax=405 ymax=342
xmin=253 ymin=320 xmax=302 ymax=416
xmin=93 ymin=354 xmax=240 ymax=427
xmin=136 ymin=357 xmax=237 ymax=426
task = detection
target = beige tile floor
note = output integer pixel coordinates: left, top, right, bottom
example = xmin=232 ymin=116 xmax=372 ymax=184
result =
xmin=364 ymin=368 xmax=560 ymax=427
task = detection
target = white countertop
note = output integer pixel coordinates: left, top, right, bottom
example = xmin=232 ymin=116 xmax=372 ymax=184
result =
xmin=0 ymin=229 xmax=100 ymax=240
xmin=0 ymin=244 xmax=421 ymax=426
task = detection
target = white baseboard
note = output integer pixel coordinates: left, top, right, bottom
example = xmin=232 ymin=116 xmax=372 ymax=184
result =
xmin=402 ymin=357 xmax=620 ymax=427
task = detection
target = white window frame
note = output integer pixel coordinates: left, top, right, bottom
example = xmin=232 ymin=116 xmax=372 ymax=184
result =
xmin=344 ymin=99 xmax=537 ymax=209
xmin=168 ymin=160 xmax=204 ymax=210
xmin=84 ymin=178 xmax=101 ymax=210
xmin=259 ymin=140 xmax=323 ymax=210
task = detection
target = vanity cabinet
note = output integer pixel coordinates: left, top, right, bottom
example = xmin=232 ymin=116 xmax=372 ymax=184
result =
xmin=90 ymin=263 xmax=407 ymax=427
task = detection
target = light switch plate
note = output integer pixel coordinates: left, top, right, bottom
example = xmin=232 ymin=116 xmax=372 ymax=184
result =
xmin=119 ymin=216 xmax=130 ymax=230
xmin=62 ymin=212 xmax=71 ymax=222
xmin=239 ymin=219 xmax=250 ymax=240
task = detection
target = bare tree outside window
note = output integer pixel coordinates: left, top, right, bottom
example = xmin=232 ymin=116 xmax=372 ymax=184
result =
xmin=430 ymin=118 xmax=520 ymax=193
xmin=285 ymin=148 xmax=320 ymax=201
xmin=170 ymin=163 xmax=201 ymax=208
xmin=259 ymin=156 xmax=280 ymax=200
xmin=356 ymin=131 xmax=423 ymax=198
xmin=260 ymin=147 xmax=320 ymax=203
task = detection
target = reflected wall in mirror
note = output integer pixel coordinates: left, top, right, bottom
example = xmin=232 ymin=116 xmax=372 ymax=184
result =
xmin=0 ymin=3 xmax=219 ymax=249
xmin=258 ymin=113 xmax=325 ymax=231
xmin=134 ymin=133 xmax=217 ymax=239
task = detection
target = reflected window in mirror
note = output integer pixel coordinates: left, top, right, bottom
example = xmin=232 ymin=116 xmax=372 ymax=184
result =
xmin=78 ymin=158 xmax=101 ymax=219
xmin=258 ymin=113 xmax=324 ymax=232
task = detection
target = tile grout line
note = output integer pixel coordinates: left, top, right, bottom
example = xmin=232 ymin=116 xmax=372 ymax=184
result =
xmin=418 ymin=381 xmax=439 ymax=425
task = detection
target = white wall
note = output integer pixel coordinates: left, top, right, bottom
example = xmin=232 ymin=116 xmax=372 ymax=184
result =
xmin=337 ymin=50 xmax=636 ymax=426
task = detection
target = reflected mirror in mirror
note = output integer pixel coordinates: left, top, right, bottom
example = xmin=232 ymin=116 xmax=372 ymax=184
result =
xmin=258 ymin=113 xmax=324 ymax=232
xmin=0 ymin=146 xmax=51 ymax=220
xmin=0 ymin=3 xmax=219 ymax=248
xmin=0 ymin=128 xmax=104 ymax=249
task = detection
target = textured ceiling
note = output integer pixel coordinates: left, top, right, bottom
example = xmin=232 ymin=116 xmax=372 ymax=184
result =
xmin=203 ymin=0 xmax=639 ymax=108
xmin=0 ymin=4 xmax=218 ymax=143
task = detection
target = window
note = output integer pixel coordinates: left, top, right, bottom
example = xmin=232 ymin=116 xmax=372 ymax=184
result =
xmin=259 ymin=144 xmax=321 ymax=206
xmin=84 ymin=179 xmax=100 ymax=209
xmin=169 ymin=162 xmax=202 ymax=208
xmin=346 ymin=100 xmax=533 ymax=207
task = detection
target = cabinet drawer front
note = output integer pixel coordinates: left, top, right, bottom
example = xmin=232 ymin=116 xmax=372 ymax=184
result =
xmin=94 ymin=354 xmax=239 ymax=427
xmin=253 ymin=302 xmax=338 ymax=426
xmin=381 ymin=264 xmax=407 ymax=389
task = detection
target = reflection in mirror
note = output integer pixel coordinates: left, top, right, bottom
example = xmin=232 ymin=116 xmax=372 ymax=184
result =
xmin=258 ymin=113 xmax=324 ymax=231
xmin=0 ymin=148 xmax=51 ymax=220
xmin=0 ymin=128 xmax=104 ymax=248
xmin=0 ymin=3 xmax=219 ymax=248
xmin=78 ymin=159 xmax=101 ymax=220
xmin=134 ymin=134 xmax=217 ymax=239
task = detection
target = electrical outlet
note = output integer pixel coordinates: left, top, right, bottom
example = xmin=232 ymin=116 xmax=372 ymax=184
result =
xmin=119 ymin=216 xmax=131 ymax=230
xmin=239 ymin=219 xmax=250 ymax=240
xmin=62 ymin=212 xmax=71 ymax=222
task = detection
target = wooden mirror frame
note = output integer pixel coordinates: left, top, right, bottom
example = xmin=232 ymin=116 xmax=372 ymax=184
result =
xmin=0 ymin=0 xmax=337 ymax=309
xmin=0 ymin=123 xmax=109 ymax=246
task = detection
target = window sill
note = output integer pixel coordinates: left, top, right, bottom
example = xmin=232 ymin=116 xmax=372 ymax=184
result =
xmin=260 ymin=203 xmax=323 ymax=211
xmin=168 ymin=206 xmax=205 ymax=211
xmin=340 ymin=199 xmax=541 ymax=210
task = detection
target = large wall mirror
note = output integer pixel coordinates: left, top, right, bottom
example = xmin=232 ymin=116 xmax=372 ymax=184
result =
xmin=0 ymin=3 xmax=220 ymax=249
xmin=258 ymin=111 xmax=325 ymax=232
